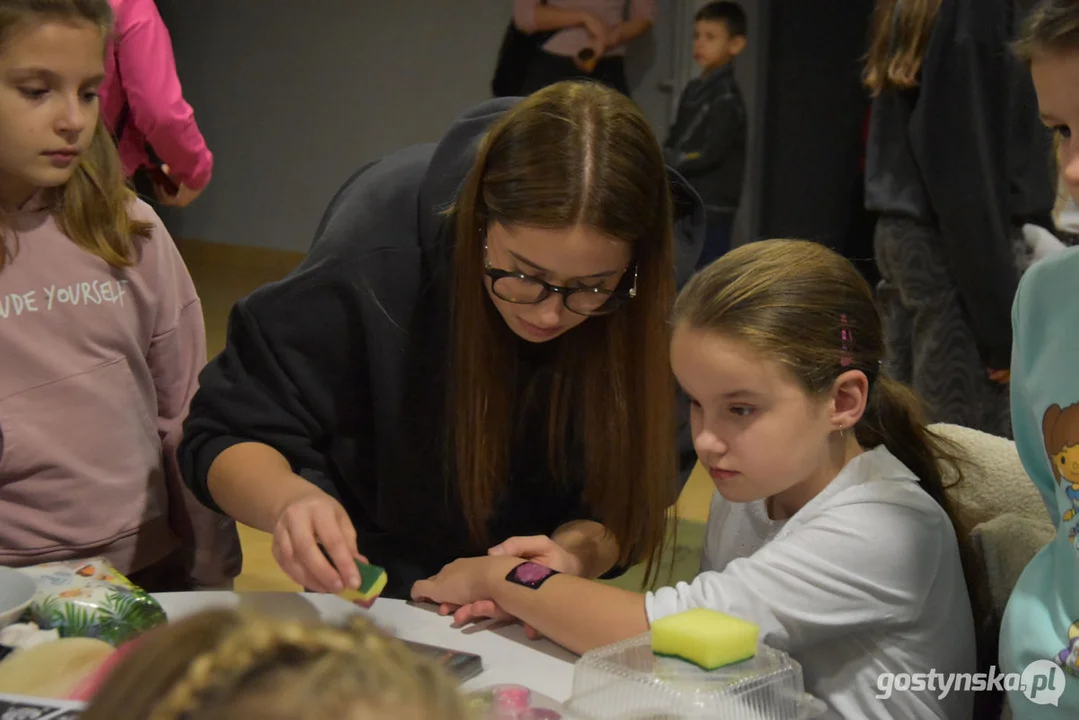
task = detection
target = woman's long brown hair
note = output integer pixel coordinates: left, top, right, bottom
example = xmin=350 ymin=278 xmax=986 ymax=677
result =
xmin=447 ymin=81 xmax=679 ymax=583
xmin=0 ymin=0 xmax=152 ymax=271
xmin=863 ymin=0 xmax=943 ymax=95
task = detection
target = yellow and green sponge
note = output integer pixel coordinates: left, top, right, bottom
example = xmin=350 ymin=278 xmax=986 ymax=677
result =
xmin=651 ymin=608 xmax=759 ymax=671
xmin=339 ymin=560 xmax=387 ymax=608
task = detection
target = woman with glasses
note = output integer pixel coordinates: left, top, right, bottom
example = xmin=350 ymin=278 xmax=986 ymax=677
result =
xmin=178 ymin=82 xmax=705 ymax=598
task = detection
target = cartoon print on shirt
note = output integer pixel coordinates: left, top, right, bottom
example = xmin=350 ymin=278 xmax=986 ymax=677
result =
xmin=1058 ymin=620 xmax=1079 ymax=676
xmin=1043 ymin=403 xmax=1079 ymax=546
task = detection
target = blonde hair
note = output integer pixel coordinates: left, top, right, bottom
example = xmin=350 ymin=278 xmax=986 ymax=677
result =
xmin=0 ymin=0 xmax=152 ymax=271
xmin=81 ymin=611 xmax=472 ymax=720
xmin=863 ymin=0 xmax=943 ymax=95
xmin=447 ymin=81 xmax=678 ymax=585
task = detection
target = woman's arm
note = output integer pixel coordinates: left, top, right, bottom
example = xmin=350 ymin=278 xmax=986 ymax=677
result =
xmin=179 ymin=260 xmax=377 ymax=594
xmin=608 ymin=0 xmax=655 ymax=48
xmin=207 ymin=443 xmax=362 ymax=593
xmin=206 ymin=442 xmax=315 ymax=532
xmin=607 ymin=17 xmax=652 ymax=48
xmin=514 ymin=0 xmax=607 ymax=42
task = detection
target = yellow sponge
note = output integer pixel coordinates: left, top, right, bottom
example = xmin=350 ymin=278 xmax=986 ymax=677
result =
xmin=651 ymin=608 xmax=759 ymax=670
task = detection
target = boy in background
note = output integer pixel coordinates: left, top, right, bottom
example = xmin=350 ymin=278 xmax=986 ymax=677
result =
xmin=664 ymin=1 xmax=747 ymax=268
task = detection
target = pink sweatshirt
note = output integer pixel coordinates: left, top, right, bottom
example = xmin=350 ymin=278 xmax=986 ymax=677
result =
xmin=101 ymin=0 xmax=213 ymax=191
xmin=0 ymin=199 xmax=240 ymax=588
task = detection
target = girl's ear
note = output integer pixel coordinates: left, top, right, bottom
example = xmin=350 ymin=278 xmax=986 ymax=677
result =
xmin=829 ymin=370 xmax=869 ymax=431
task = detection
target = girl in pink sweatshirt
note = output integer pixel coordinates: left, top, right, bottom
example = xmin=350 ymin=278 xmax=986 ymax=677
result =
xmin=0 ymin=0 xmax=239 ymax=590
xmin=100 ymin=0 xmax=213 ymax=207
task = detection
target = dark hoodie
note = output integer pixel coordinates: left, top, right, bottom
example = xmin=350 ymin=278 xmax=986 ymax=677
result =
xmin=864 ymin=0 xmax=1055 ymax=370
xmin=179 ymin=97 xmax=705 ymax=597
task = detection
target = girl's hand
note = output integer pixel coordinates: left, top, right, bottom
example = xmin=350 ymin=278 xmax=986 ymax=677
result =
xmin=411 ymin=556 xmax=511 ymax=608
xmin=433 ymin=536 xmax=576 ymax=639
xmin=443 ymin=600 xmax=546 ymax=640
xmin=272 ymin=485 xmax=366 ymax=593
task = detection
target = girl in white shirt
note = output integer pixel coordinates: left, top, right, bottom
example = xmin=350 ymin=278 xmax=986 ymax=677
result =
xmin=413 ymin=239 xmax=977 ymax=719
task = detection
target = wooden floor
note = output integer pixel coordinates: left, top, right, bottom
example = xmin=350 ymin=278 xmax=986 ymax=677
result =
xmin=178 ymin=239 xmax=714 ymax=592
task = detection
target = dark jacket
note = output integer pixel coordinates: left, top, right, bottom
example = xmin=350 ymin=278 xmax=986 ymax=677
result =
xmin=864 ymin=0 xmax=1055 ymax=370
xmin=664 ymin=64 xmax=747 ymax=220
xmin=179 ymin=97 xmax=705 ymax=598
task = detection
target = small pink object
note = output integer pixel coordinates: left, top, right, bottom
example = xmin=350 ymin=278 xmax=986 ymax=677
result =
xmin=494 ymin=685 xmax=532 ymax=712
xmin=839 ymin=313 xmax=854 ymax=367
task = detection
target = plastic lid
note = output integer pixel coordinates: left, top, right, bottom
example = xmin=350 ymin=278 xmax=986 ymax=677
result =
xmin=566 ymin=634 xmax=827 ymax=719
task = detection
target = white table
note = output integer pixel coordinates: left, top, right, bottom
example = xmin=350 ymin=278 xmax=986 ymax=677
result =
xmin=154 ymin=591 xmax=578 ymax=702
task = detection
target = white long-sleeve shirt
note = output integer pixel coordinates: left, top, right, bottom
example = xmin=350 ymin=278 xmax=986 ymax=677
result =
xmin=646 ymin=446 xmax=976 ymax=719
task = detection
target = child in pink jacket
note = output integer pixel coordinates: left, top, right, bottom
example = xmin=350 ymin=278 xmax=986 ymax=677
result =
xmin=101 ymin=0 xmax=213 ymax=207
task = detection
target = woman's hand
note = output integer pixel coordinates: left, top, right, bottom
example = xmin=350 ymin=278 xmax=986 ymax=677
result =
xmin=489 ymin=535 xmax=583 ymax=576
xmin=575 ymin=12 xmax=607 ymax=71
xmin=271 ymin=485 xmax=366 ymax=593
xmin=579 ymin=12 xmax=608 ymax=48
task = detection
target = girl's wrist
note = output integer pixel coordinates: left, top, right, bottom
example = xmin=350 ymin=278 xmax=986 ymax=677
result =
xmin=484 ymin=556 xmax=526 ymax=598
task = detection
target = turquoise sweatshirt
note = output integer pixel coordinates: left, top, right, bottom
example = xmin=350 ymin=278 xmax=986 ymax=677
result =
xmin=1001 ymin=247 xmax=1079 ymax=716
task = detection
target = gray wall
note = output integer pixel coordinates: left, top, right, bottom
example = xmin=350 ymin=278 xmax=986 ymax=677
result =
xmin=156 ymin=1 xmax=676 ymax=253
xmin=156 ymin=0 xmax=511 ymax=252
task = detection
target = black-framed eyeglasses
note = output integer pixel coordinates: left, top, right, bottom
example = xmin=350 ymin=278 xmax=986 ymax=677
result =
xmin=484 ymin=243 xmax=637 ymax=317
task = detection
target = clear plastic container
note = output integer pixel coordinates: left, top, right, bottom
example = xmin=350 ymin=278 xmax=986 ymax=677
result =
xmin=565 ymin=634 xmax=827 ymax=720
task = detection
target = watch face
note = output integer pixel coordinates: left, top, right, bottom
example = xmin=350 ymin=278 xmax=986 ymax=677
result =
xmin=506 ymin=561 xmax=559 ymax=590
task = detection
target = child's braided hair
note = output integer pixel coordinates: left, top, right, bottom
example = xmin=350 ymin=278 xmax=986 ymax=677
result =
xmin=82 ymin=610 xmax=471 ymax=720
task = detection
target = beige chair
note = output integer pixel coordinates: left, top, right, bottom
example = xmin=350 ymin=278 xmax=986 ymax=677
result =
xmin=933 ymin=423 xmax=1056 ymax=720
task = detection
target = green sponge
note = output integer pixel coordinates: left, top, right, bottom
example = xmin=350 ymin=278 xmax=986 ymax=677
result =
xmin=651 ymin=608 xmax=759 ymax=670
xmin=340 ymin=560 xmax=387 ymax=608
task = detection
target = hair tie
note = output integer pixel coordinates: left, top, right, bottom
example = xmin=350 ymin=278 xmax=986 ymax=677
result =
xmin=840 ymin=314 xmax=853 ymax=367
